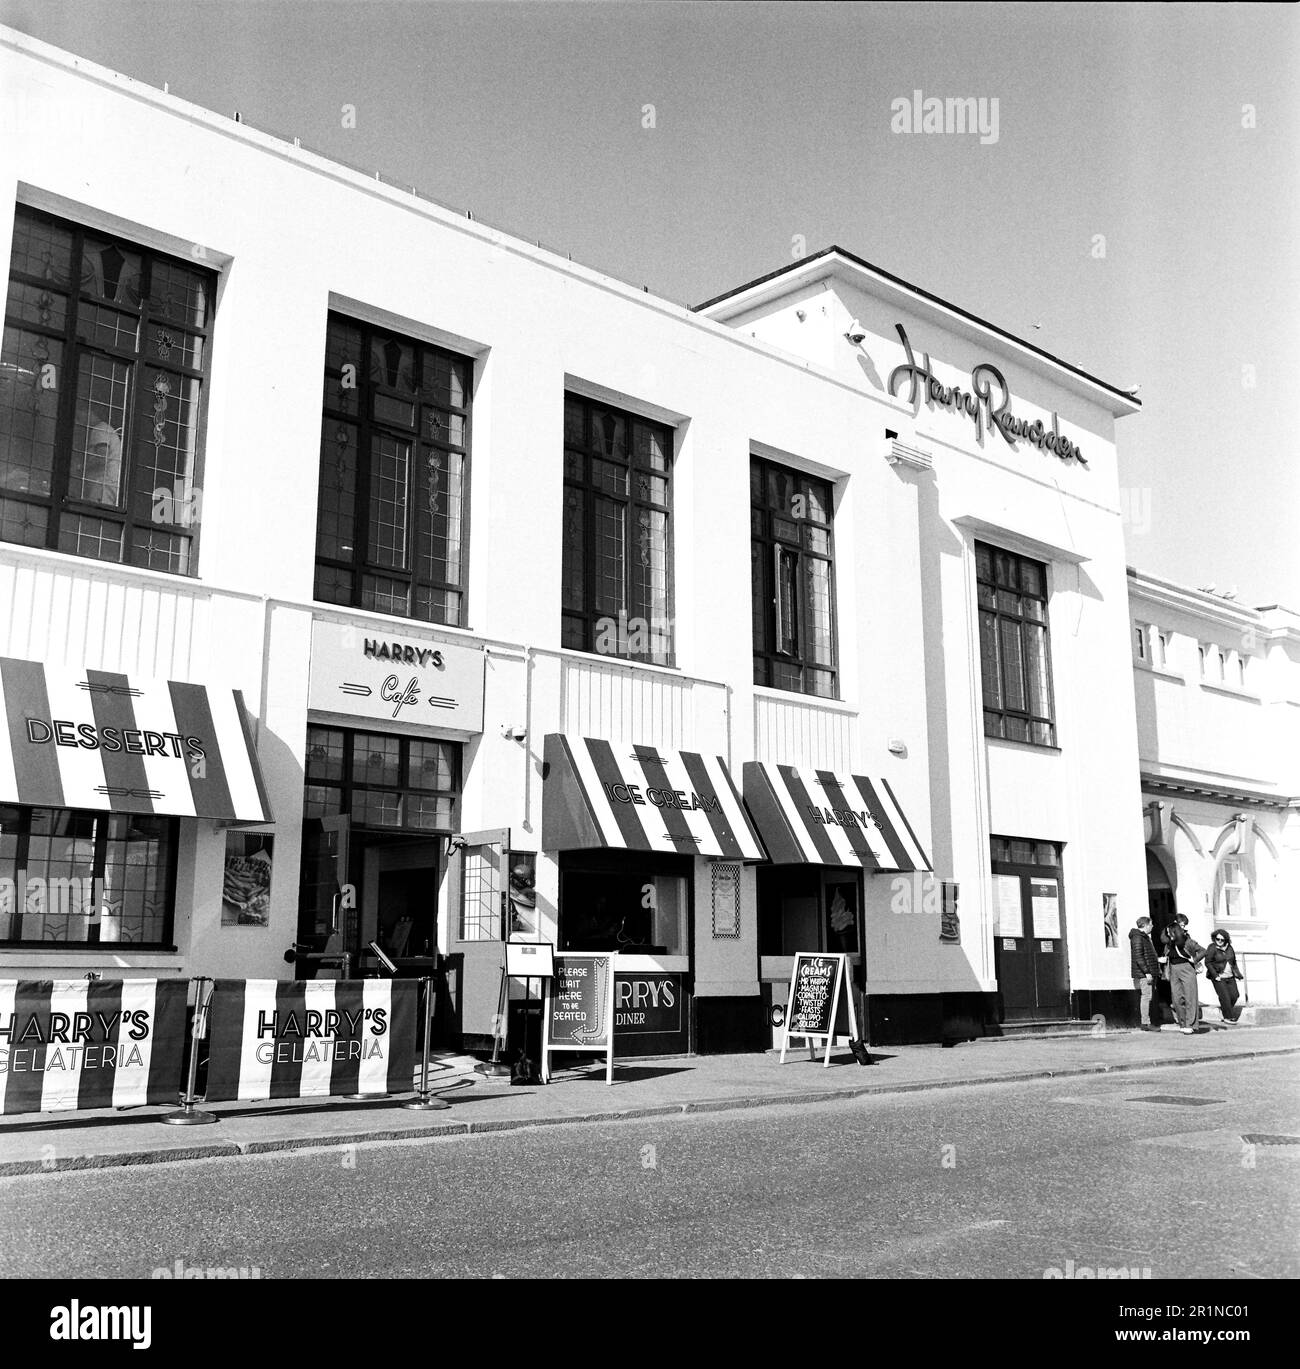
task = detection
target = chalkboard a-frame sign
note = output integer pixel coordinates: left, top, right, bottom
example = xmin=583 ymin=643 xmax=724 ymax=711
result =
xmin=779 ymin=952 xmax=858 ymax=1067
xmin=542 ymin=952 xmax=618 ymax=1084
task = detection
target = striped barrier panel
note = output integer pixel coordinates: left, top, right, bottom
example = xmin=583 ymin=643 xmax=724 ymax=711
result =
xmin=203 ymin=979 xmax=418 ymax=1102
xmin=0 ymin=979 xmax=188 ymax=1115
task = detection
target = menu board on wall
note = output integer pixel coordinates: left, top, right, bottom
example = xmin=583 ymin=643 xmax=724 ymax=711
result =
xmin=994 ymin=874 xmax=1023 ymax=938
xmin=1031 ymin=879 xmax=1062 ymax=939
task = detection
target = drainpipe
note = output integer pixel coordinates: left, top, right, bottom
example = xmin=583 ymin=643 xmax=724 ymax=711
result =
xmin=523 ymin=644 xmax=535 ymax=832
xmin=257 ymin=594 xmax=274 ymax=731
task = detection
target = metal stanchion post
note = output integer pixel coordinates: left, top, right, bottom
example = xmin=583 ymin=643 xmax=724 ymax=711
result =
xmin=340 ymin=954 xmax=390 ymax=1101
xmin=162 ymin=978 xmax=218 ymax=1126
xmin=476 ymin=966 xmax=512 ymax=1078
xmin=403 ymin=976 xmax=450 ymax=1110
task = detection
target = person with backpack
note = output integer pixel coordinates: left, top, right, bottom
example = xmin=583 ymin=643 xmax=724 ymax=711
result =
xmin=1162 ymin=914 xmax=1206 ymax=1034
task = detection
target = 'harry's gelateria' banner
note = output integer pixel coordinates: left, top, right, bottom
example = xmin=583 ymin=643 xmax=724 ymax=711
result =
xmin=0 ymin=979 xmax=187 ymax=1115
xmin=203 ymin=980 xmax=417 ymax=1102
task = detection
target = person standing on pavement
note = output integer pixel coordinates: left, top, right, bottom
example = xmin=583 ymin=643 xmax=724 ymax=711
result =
xmin=1204 ymin=929 xmax=1244 ymax=1023
xmin=1129 ymin=915 xmax=1161 ymax=1030
xmin=1163 ymin=913 xmax=1206 ymax=1034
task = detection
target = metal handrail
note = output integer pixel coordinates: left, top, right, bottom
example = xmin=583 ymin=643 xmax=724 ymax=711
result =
xmin=1237 ymin=951 xmax=1300 ymax=1006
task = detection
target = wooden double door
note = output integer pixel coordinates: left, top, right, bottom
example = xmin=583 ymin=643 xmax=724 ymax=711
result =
xmin=991 ymin=857 xmax=1070 ymax=1021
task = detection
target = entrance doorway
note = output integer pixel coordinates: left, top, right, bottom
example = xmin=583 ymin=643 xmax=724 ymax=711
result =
xmin=359 ymin=836 xmax=442 ymax=962
xmin=295 ymin=824 xmax=442 ymax=974
xmin=1145 ymin=848 xmax=1177 ymax=949
xmin=991 ymin=837 xmax=1069 ymax=1021
xmin=758 ymin=865 xmax=864 ymax=1039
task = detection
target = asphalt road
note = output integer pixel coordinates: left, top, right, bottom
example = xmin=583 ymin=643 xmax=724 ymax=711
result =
xmin=1 ymin=1055 xmax=1296 ymax=1280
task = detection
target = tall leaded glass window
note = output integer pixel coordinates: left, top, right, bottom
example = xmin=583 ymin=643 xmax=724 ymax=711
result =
xmin=1 ymin=206 xmax=213 ymax=572
xmin=315 ymin=315 xmax=471 ymax=626
xmin=976 ymin=542 xmax=1056 ymax=746
xmin=561 ymin=393 xmax=673 ymax=665
xmin=750 ymin=457 xmax=837 ymax=698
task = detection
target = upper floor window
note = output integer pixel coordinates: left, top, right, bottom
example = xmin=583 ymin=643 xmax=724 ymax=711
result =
xmin=1155 ymin=631 xmax=1169 ymax=669
xmin=314 ymin=315 xmax=471 ymax=626
xmin=1 ymin=206 xmax=214 ymax=573
xmin=750 ymin=457 xmax=837 ymax=698
xmin=1218 ymin=855 xmax=1248 ymax=918
xmin=1133 ymin=623 xmax=1148 ymax=663
xmin=561 ymin=393 xmax=672 ymax=665
xmin=976 ymin=543 xmax=1056 ymax=746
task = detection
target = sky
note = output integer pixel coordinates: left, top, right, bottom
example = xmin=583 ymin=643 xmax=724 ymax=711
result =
xmin=4 ymin=0 xmax=1297 ymax=608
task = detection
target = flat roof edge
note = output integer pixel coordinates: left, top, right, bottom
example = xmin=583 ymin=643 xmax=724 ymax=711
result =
xmin=695 ymin=246 xmax=1142 ymax=415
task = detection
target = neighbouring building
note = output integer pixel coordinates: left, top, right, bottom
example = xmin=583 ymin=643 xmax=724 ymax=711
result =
xmin=1 ymin=27 xmax=1176 ymax=1054
xmin=1130 ymin=570 xmax=1300 ymax=1011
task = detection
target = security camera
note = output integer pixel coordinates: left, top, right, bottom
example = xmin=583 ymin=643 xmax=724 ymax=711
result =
xmin=845 ymin=320 xmax=867 ymax=345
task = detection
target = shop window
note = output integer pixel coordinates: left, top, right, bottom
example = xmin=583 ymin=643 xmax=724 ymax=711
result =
xmin=750 ymin=457 xmax=838 ymax=698
xmin=558 ymin=852 xmax=689 ymax=954
xmin=314 ymin=314 xmax=471 ymax=626
xmin=1 ymin=205 xmax=214 ymax=573
xmin=0 ymin=805 xmax=177 ymax=947
xmin=561 ymin=393 xmax=673 ymax=665
xmin=758 ymin=866 xmax=860 ymax=957
xmin=303 ymin=725 xmax=459 ymax=831
xmin=976 ymin=543 xmax=1056 ymax=746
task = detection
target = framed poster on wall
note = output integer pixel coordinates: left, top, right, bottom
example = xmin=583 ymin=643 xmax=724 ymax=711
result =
xmin=222 ymin=833 xmax=274 ymax=927
xmin=994 ymin=874 xmax=1023 ymax=938
xmin=711 ymin=861 xmax=741 ymax=939
xmin=1102 ymin=892 xmax=1119 ymax=948
xmin=1031 ymin=879 xmax=1062 ymax=939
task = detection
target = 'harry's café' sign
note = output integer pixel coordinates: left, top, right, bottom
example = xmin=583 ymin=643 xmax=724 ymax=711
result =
xmin=309 ymin=622 xmax=485 ymax=732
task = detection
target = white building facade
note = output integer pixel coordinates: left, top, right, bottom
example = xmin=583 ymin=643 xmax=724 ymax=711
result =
xmin=1130 ymin=571 xmax=1300 ymax=1011
xmin=0 ymin=28 xmax=1153 ymax=1051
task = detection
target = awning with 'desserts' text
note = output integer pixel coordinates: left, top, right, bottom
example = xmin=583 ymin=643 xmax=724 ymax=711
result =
xmin=0 ymin=656 xmax=273 ymax=823
xmin=742 ymin=761 xmax=930 ymax=871
xmin=543 ymin=734 xmax=765 ymax=860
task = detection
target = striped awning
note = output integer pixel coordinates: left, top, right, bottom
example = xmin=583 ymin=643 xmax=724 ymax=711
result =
xmin=543 ymin=734 xmax=765 ymax=860
xmin=0 ymin=657 xmax=273 ymax=823
xmin=742 ymin=761 xmax=931 ymax=872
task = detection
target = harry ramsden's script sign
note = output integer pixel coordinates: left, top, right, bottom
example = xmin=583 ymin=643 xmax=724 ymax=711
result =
xmin=779 ymin=952 xmax=856 ymax=1068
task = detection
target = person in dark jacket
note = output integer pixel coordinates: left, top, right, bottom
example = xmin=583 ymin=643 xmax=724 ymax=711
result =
xmin=1204 ymin=929 xmax=1244 ymax=1023
xmin=1163 ymin=914 xmax=1206 ymax=1034
xmin=1129 ymin=916 xmax=1161 ymax=1029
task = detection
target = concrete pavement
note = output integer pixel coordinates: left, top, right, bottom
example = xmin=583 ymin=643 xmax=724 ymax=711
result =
xmin=2 ymin=1022 xmax=1297 ymax=1177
